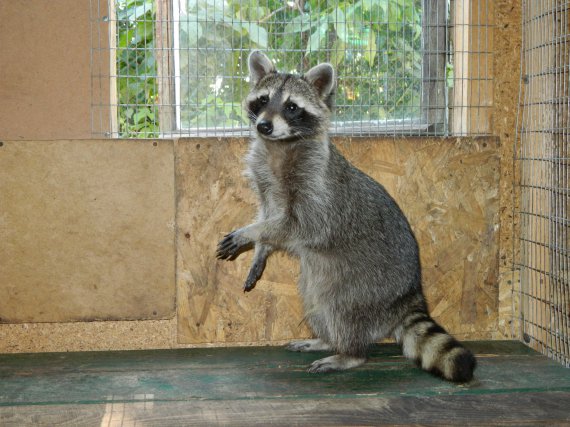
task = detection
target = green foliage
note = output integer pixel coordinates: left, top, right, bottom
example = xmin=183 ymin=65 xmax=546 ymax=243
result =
xmin=178 ymin=0 xmax=423 ymax=130
xmin=116 ymin=0 xmax=424 ymax=134
xmin=116 ymin=0 xmax=158 ymax=137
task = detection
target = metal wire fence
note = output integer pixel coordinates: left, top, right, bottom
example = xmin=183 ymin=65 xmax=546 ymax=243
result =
xmin=515 ymin=0 xmax=570 ymax=368
xmin=90 ymin=0 xmax=493 ymax=138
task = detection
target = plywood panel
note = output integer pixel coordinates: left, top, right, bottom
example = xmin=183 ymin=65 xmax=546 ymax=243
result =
xmin=176 ymin=139 xmax=310 ymax=344
xmin=0 ymin=1 xmax=100 ymax=140
xmin=0 ymin=140 xmax=176 ymax=322
xmin=176 ymin=137 xmax=500 ymax=344
xmin=0 ymin=320 xmax=177 ymax=353
xmin=494 ymin=0 xmax=522 ymax=340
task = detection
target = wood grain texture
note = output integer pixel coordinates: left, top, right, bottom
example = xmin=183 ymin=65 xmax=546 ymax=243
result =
xmin=494 ymin=0 xmax=522 ymax=339
xmin=0 ymin=319 xmax=177 ymax=353
xmin=176 ymin=138 xmax=310 ymax=344
xmin=336 ymin=137 xmax=500 ymax=340
xmin=0 ymin=140 xmax=176 ymax=322
xmin=2 ymin=393 xmax=570 ymax=427
xmin=176 ymin=136 xmax=500 ymax=344
xmin=0 ymin=0 xmax=100 ymax=139
xmin=0 ymin=342 xmax=569 ymax=426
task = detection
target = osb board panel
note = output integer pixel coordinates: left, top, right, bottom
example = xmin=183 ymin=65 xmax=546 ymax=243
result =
xmin=0 ymin=1 xmax=98 ymax=140
xmin=176 ymin=139 xmax=309 ymax=344
xmin=177 ymin=137 xmax=500 ymax=344
xmin=494 ymin=0 xmax=522 ymax=338
xmin=0 ymin=320 xmax=177 ymax=354
xmin=0 ymin=140 xmax=176 ymax=322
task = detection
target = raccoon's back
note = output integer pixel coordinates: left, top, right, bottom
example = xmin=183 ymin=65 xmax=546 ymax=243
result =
xmin=325 ymin=144 xmax=420 ymax=269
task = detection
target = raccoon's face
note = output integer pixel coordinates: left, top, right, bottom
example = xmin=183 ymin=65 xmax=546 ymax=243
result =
xmin=245 ymin=51 xmax=335 ymax=142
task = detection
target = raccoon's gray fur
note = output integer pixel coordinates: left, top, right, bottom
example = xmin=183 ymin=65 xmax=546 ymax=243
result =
xmin=216 ymin=51 xmax=476 ymax=382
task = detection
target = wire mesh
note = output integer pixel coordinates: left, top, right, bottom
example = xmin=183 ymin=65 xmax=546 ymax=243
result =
xmin=515 ymin=0 xmax=570 ymax=368
xmin=90 ymin=0 xmax=493 ymax=138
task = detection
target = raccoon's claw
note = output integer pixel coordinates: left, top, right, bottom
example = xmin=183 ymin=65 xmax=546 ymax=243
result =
xmin=286 ymin=339 xmax=332 ymax=352
xmin=243 ymin=282 xmax=256 ymax=292
xmin=216 ymin=232 xmax=251 ymax=261
xmin=307 ymin=359 xmax=336 ymax=373
xmin=286 ymin=341 xmax=311 ymax=352
xmin=242 ymin=257 xmax=266 ymax=292
xmin=307 ymin=355 xmax=366 ymax=373
xmin=216 ymin=233 xmax=238 ymax=260
xmin=243 ymin=272 xmax=258 ymax=292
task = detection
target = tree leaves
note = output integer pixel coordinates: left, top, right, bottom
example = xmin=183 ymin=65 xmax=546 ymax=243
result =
xmin=180 ymin=18 xmax=203 ymax=48
xmin=117 ymin=0 xmax=425 ymax=133
xmin=306 ymin=20 xmax=328 ymax=55
xmin=240 ymin=22 xmax=268 ymax=48
xmin=332 ymin=8 xmax=349 ymax=43
xmin=330 ymin=39 xmax=346 ymax=68
xmin=116 ymin=0 xmax=159 ymax=137
xmin=364 ymin=29 xmax=377 ymax=66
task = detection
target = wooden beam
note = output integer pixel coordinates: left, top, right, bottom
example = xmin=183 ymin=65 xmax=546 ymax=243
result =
xmin=422 ymin=0 xmax=447 ymax=133
xmin=108 ymin=0 xmax=119 ymax=137
xmin=450 ymin=0 xmax=494 ymax=135
xmin=156 ymin=0 xmax=175 ymax=135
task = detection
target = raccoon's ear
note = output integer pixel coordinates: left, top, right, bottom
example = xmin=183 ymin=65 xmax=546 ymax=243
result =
xmin=248 ymin=51 xmax=276 ymax=85
xmin=304 ymin=63 xmax=335 ymax=99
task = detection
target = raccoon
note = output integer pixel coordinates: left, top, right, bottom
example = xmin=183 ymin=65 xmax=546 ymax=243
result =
xmin=216 ymin=51 xmax=476 ymax=382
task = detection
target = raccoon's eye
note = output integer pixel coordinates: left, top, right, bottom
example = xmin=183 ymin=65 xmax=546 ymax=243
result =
xmin=286 ymin=102 xmax=298 ymax=112
xmin=259 ymin=95 xmax=269 ymax=104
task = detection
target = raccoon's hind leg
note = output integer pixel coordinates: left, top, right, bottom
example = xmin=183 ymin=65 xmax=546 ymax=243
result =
xmin=307 ymin=354 xmax=366 ymax=373
xmin=288 ymin=339 xmax=367 ymax=373
xmin=286 ymin=310 xmax=334 ymax=352
xmin=286 ymin=338 xmax=332 ymax=352
xmin=304 ymin=309 xmax=368 ymax=373
xmin=395 ymin=311 xmax=476 ymax=382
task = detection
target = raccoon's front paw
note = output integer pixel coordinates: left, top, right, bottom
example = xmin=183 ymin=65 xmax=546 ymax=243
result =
xmin=307 ymin=355 xmax=366 ymax=373
xmin=243 ymin=259 xmax=265 ymax=292
xmin=216 ymin=231 xmax=252 ymax=261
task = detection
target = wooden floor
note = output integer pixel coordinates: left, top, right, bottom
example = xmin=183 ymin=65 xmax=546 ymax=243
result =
xmin=0 ymin=341 xmax=569 ymax=426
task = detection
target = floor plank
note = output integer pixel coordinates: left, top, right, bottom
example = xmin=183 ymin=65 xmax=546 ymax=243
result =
xmin=0 ymin=341 xmax=569 ymax=426
xmin=1 ymin=393 xmax=569 ymax=426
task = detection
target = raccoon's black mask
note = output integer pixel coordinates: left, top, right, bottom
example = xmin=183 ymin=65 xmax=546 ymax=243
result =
xmin=245 ymin=51 xmax=335 ymax=142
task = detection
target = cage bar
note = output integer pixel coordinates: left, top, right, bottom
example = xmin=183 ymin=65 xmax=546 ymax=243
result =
xmin=515 ymin=0 xmax=570 ymax=368
xmin=90 ymin=0 xmax=493 ymax=138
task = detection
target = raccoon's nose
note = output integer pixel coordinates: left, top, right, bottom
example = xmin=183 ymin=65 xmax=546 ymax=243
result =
xmin=257 ymin=120 xmax=273 ymax=136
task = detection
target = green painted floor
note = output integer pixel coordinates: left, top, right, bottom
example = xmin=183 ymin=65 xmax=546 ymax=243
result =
xmin=0 ymin=341 xmax=569 ymax=426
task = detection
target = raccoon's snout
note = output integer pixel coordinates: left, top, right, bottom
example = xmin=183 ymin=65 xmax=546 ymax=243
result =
xmin=257 ymin=120 xmax=273 ymax=136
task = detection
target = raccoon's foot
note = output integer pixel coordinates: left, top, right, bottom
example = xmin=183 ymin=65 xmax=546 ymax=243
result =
xmin=307 ymin=355 xmax=366 ymax=373
xmin=286 ymin=339 xmax=332 ymax=352
xmin=216 ymin=230 xmax=253 ymax=261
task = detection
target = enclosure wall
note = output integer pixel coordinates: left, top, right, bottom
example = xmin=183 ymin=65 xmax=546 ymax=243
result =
xmin=0 ymin=0 xmax=522 ymax=352
xmin=515 ymin=0 xmax=570 ymax=367
xmin=0 ymin=0 xmax=109 ymax=140
xmin=1 ymin=136 xmax=501 ymax=352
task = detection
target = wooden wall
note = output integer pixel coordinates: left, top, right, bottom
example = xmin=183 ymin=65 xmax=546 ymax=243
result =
xmin=0 ymin=0 xmax=522 ymax=352
xmin=0 ymin=140 xmax=175 ymax=323
xmin=177 ymin=137 xmax=500 ymax=345
xmin=0 ymin=136 xmax=501 ymax=352
xmin=494 ymin=0 xmax=522 ymax=338
xmin=0 ymin=0 xmax=104 ymax=140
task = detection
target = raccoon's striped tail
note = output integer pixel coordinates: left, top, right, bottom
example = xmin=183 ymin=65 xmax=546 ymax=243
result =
xmin=397 ymin=312 xmax=476 ymax=382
